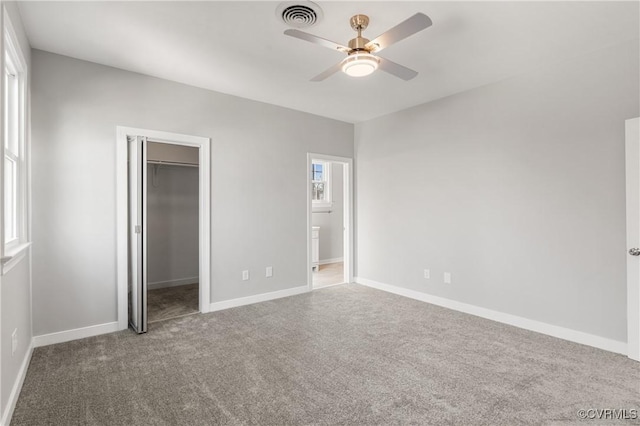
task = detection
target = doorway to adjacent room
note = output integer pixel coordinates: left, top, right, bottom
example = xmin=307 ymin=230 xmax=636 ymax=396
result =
xmin=307 ymin=153 xmax=353 ymax=290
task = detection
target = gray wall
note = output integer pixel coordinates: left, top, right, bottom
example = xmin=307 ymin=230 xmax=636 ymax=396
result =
xmin=1 ymin=257 xmax=31 ymax=413
xmin=31 ymin=50 xmax=353 ymax=335
xmin=1 ymin=1 xmax=32 ymax=417
xmin=312 ymin=163 xmax=344 ymax=262
xmin=355 ymin=39 xmax=639 ymax=342
xmin=147 ymin=164 xmax=199 ymax=287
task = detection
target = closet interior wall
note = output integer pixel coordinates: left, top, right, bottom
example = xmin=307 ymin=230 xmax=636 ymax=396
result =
xmin=146 ymin=143 xmax=200 ymax=289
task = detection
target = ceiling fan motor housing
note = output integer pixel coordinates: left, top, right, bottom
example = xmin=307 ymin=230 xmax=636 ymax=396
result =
xmin=348 ymin=37 xmax=370 ymax=51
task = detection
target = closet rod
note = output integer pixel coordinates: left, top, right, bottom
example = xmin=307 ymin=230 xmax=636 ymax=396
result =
xmin=147 ymin=160 xmax=199 ymax=168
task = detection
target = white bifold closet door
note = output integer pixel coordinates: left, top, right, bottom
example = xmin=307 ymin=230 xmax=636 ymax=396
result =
xmin=128 ymin=135 xmax=148 ymax=333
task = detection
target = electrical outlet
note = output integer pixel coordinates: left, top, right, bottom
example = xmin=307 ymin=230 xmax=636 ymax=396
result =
xmin=11 ymin=329 xmax=17 ymax=356
xmin=423 ymin=269 xmax=430 ymax=279
xmin=242 ymin=270 xmax=249 ymax=281
xmin=444 ymin=272 xmax=451 ymax=284
xmin=266 ymin=266 xmax=273 ymax=278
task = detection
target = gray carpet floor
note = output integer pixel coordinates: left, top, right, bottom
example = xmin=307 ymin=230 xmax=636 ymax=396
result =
xmin=147 ymin=283 xmax=199 ymax=323
xmin=11 ymin=284 xmax=640 ymax=425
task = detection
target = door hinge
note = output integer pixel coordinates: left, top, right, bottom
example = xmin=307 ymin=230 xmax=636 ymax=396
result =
xmin=135 ymin=225 xmax=141 ymax=234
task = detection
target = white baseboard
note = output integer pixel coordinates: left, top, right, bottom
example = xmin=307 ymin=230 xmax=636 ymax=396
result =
xmin=319 ymin=257 xmax=344 ymax=266
xmin=1 ymin=340 xmax=33 ymax=426
xmin=147 ymin=276 xmax=198 ymax=290
xmin=33 ymin=321 xmax=120 ymax=348
xmin=355 ymin=277 xmax=627 ymax=355
xmin=210 ymin=285 xmax=309 ymax=312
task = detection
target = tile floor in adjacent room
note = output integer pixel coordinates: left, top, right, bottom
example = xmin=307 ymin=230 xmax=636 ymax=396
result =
xmin=313 ymin=262 xmax=344 ymax=288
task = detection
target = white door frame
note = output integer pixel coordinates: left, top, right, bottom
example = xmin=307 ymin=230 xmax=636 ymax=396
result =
xmin=116 ymin=126 xmax=211 ymax=330
xmin=625 ymin=117 xmax=640 ymax=361
xmin=307 ymin=153 xmax=354 ymax=290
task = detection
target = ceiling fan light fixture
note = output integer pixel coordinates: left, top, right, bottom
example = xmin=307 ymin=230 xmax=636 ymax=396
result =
xmin=341 ymin=53 xmax=379 ymax=77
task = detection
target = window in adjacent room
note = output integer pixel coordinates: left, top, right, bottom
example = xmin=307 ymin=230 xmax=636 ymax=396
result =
xmin=312 ymin=160 xmax=332 ymax=210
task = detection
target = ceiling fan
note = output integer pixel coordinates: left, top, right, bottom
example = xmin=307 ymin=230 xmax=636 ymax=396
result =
xmin=284 ymin=12 xmax=432 ymax=81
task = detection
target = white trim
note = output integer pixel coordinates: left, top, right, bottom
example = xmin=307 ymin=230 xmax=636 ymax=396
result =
xmin=626 ymin=117 xmax=640 ymax=362
xmin=116 ymin=130 xmax=127 ymax=329
xmin=0 ymin=9 xmax=3 ymax=418
xmin=355 ymin=277 xmax=627 ymax=355
xmin=307 ymin=153 xmax=354 ymax=291
xmin=1 ymin=242 xmax=30 ymax=275
xmin=1 ymin=340 xmax=33 ymax=426
xmin=319 ymin=257 xmax=343 ymax=266
xmin=116 ymin=126 xmax=211 ymax=331
xmin=209 ymin=285 xmax=309 ymax=312
xmin=148 ymin=276 xmax=199 ymax=290
xmin=33 ymin=321 xmax=119 ymax=348
xmin=0 ymin=5 xmax=5 ymax=272
xmin=2 ymin=13 xmax=26 ymax=72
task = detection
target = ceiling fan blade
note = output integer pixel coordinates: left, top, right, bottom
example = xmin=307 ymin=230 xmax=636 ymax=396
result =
xmin=377 ymin=57 xmax=418 ymax=81
xmin=310 ymin=61 xmax=343 ymax=82
xmin=365 ymin=13 xmax=432 ymax=53
xmin=284 ymin=29 xmax=350 ymax=54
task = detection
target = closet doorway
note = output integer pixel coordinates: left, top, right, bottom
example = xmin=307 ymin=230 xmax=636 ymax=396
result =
xmin=146 ymin=142 xmax=200 ymax=323
xmin=116 ymin=127 xmax=211 ymax=333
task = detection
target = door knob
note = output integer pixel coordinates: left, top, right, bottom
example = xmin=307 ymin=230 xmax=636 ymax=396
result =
xmin=629 ymin=248 xmax=640 ymax=256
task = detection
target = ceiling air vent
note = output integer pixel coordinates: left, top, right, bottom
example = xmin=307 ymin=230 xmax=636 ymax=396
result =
xmin=277 ymin=1 xmax=323 ymax=28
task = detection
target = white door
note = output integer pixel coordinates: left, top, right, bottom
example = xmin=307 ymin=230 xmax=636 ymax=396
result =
xmin=128 ymin=135 xmax=148 ymax=333
xmin=625 ymin=117 xmax=640 ymax=361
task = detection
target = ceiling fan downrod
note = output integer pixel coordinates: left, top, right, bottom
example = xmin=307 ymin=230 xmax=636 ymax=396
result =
xmin=348 ymin=14 xmax=371 ymax=51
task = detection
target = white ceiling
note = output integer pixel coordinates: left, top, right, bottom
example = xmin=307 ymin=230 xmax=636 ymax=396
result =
xmin=17 ymin=1 xmax=639 ymax=123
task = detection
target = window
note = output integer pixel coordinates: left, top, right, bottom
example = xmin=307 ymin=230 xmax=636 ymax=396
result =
xmin=312 ymin=160 xmax=332 ymax=210
xmin=3 ymin=16 xmax=27 ymax=256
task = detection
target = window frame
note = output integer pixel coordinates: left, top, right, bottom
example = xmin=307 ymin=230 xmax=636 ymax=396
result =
xmin=311 ymin=160 xmax=332 ymax=211
xmin=4 ymin=55 xmax=19 ymax=248
xmin=2 ymin=9 xmax=30 ymax=273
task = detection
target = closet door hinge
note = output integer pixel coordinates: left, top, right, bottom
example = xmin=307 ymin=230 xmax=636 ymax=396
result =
xmin=134 ymin=225 xmax=141 ymax=234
